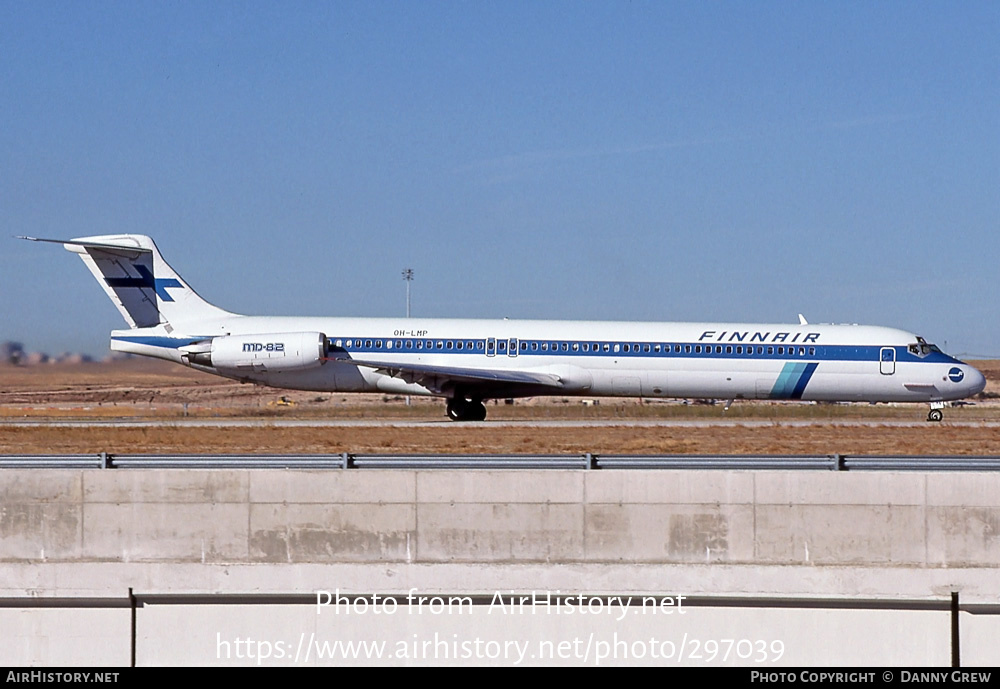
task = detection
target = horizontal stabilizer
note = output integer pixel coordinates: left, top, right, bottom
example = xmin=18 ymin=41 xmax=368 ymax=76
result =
xmin=18 ymin=236 xmax=152 ymax=257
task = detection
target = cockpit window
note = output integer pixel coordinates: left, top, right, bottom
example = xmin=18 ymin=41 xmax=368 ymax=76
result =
xmin=908 ymin=337 xmax=942 ymax=358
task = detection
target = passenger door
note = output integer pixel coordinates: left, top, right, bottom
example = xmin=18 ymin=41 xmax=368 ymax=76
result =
xmin=880 ymin=347 xmax=895 ymax=375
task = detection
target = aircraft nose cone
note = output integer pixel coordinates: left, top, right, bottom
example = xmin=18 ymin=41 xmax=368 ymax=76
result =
xmin=966 ymin=365 xmax=987 ymax=396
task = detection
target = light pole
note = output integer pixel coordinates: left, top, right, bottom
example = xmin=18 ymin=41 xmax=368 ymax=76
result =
xmin=402 ymin=268 xmax=414 ymax=406
xmin=402 ymin=268 xmax=413 ymax=318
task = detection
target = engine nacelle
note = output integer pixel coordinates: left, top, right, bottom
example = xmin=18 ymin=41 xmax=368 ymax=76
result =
xmin=183 ymin=332 xmax=327 ymax=373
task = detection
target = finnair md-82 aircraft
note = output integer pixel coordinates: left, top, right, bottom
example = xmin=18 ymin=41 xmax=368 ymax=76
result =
xmin=23 ymin=234 xmax=985 ymax=422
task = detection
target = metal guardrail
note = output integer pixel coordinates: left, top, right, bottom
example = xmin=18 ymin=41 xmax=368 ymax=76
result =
xmin=597 ymin=454 xmax=838 ymax=470
xmin=351 ymin=454 xmax=589 ymax=470
xmin=110 ymin=454 xmax=349 ymax=469
xmin=5 ymin=453 xmax=1000 ymax=470
xmin=0 ymin=454 xmax=107 ymax=469
xmin=840 ymin=455 xmax=1000 ymax=471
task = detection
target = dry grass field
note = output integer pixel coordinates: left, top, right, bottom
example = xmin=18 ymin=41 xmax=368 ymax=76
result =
xmin=2 ymin=358 xmax=999 ymax=455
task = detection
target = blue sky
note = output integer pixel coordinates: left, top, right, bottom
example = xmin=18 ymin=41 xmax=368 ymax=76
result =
xmin=3 ymin=2 xmax=998 ymax=357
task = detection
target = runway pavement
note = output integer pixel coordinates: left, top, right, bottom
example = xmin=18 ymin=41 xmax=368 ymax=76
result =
xmin=3 ymin=417 xmax=1000 ymax=428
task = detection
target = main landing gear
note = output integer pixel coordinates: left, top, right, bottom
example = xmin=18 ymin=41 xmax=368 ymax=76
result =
xmin=446 ymin=397 xmax=487 ymax=422
xmin=927 ymin=402 xmax=945 ymax=423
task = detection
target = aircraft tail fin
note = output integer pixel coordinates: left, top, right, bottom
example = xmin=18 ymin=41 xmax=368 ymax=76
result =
xmin=20 ymin=234 xmax=234 ymax=329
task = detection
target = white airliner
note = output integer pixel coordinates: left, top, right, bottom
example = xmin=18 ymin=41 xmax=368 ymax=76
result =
xmin=23 ymin=234 xmax=986 ymax=422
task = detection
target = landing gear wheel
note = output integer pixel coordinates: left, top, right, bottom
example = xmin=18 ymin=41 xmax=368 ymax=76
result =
xmin=446 ymin=398 xmax=487 ymax=422
xmin=927 ymin=409 xmax=943 ymax=422
xmin=446 ymin=398 xmax=468 ymax=421
xmin=469 ymin=400 xmax=487 ymax=421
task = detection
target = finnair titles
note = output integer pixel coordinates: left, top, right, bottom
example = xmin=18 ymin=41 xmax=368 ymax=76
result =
xmin=697 ymin=331 xmax=820 ymax=343
xmin=22 ymin=234 xmax=985 ymax=422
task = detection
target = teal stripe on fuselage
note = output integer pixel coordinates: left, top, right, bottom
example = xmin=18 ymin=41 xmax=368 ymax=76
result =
xmin=771 ymin=362 xmax=819 ymax=399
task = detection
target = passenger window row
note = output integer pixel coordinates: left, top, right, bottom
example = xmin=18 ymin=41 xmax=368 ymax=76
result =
xmin=330 ymin=338 xmax=819 ymax=357
xmin=333 ymin=339 xmax=483 ymax=351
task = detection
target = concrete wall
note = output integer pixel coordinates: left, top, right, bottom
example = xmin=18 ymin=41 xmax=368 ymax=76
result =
xmin=1 ymin=468 xmax=999 ymax=665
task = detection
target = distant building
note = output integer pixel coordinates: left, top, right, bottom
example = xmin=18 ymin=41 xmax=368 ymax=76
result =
xmin=53 ymin=353 xmax=93 ymax=365
xmin=0 ymin=341 xmax=25 ymax=365
xmin=1 ymin=340 xmax=99 ymax=365
xmin=23 ymin=352 xmax=50 ymax=366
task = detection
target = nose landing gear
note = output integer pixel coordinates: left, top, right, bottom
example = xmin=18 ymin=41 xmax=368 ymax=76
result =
xmin=927 ymin=401 xmax=945 ymax=422
xmin=446 ymin=397 xmax=488 ymax=422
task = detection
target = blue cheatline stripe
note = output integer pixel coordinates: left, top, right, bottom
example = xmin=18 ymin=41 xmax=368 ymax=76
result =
xmin=770 ymin=362 xmax=819 ymax=399
xmin=329 ymin=338 xmax=957 ymax=365
xmin=110 ymin=333 xmax=960 ymax=370
xmin=112 ymin=336 xmax=206 ymax=348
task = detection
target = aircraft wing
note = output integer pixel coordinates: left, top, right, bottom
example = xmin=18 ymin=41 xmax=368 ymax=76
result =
xmin=331 ymin=356 xmax=564 ymax=395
